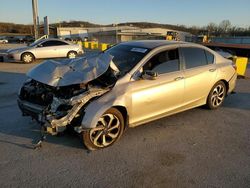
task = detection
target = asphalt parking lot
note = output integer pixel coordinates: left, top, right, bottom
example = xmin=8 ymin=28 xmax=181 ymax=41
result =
xmin=0 ymin=47 xmax=250 ymax=187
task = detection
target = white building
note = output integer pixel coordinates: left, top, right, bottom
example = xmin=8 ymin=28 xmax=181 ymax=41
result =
xmin=57 ymin=26 xmax=193 ymax=43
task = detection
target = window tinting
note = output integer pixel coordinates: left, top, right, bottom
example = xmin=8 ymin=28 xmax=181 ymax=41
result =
xmin=144 ymin=49 xmax=179 ymax=74
xmin=205 ymin=50 xmax=214 ymax=64
xmin=42 ymin=41 xmax=56 ymax=47
xmin=181 ymin=47 xmax=207 ymax=69
xmin=53 ymin=41 xmax=68 ymax=46
xmin=42 ymin=40 xmax=68 ymax=47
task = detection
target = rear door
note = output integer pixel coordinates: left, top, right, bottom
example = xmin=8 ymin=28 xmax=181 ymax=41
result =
xmin=180 ymin=47 xmax=217 ymax=105
xmin=52 ymin=41 xmax=71 ymax=57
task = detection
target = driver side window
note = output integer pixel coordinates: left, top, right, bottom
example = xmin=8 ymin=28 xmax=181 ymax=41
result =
xmin=143 ymin=49 xmax=180 ymax=74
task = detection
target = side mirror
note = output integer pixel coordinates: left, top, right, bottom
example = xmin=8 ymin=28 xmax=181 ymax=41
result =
xmin=37 ymin=44 xmax=43 ymax=48
xmin=142 ymin=70 xmax=158 ymax=80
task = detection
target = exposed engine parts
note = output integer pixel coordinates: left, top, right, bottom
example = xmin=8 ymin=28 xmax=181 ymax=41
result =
xmin=18 ymin=79 xmax=111 ymax=135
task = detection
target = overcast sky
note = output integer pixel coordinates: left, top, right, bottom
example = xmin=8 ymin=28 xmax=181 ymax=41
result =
xmin=0 ymin=0 xmax=249 ymax=27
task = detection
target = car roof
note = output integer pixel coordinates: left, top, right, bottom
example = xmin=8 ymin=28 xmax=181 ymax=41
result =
xmin=120 ymin=40 xmax=187 ymax=49
xmin=37 ymin=38 xmax=70 ymax=44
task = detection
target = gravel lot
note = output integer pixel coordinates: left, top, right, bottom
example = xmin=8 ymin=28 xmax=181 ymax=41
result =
xmin=0 ymin=47 xmax=250 ymax=187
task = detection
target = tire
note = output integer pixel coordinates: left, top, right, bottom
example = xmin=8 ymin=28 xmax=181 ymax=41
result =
xmin=67 ymin=51 xmax=77 ymax=59
xmin=21 ymin=52 xmax=34 ymax=63
xmin=206 ymin=81 xmax=226 ymax=110
xmin=83 ymin=108 xmax=125 ymax=150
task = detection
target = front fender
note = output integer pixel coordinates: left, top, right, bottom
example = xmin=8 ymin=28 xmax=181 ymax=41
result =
xmin=21 ymin=50 xmax=35 ymax=59
xmin=81 ymin=85 xmax=130 ymax=129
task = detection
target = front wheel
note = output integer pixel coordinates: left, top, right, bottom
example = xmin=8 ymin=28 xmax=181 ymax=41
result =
xmin=21 ymin=52 xmax=34 ymax=63
xmin=83 ymin=108 xmax=124 ymax=150
xmin=206 ymin=81 xmax=226 ymax=109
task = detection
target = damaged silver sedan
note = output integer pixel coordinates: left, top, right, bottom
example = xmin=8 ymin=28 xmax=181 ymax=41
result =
xmin=18 ymin=40 xmax=237 ymax=150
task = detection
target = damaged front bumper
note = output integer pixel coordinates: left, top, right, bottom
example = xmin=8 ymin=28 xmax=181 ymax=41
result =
xmin=18 ymin=87 xmax=109 ymax=135
xmin=17 ymin=99 xmax=46 ymax=120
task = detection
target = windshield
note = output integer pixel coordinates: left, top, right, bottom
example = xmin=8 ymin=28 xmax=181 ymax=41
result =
xmin=105 ymin=44 xmax=150 ymax=76
xmin=29 ymin=39 xmax=43 ymax=47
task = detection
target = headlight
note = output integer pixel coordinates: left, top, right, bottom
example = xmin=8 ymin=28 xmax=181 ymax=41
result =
xmin=7 ymin=49 xmax=21 ymax=54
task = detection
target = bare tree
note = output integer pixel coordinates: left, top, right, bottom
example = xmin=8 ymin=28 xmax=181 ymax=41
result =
xmin=219 ymin=20 xmax=232 ymax=35
xmin=207 ymin=22 xmax=218 ymax=35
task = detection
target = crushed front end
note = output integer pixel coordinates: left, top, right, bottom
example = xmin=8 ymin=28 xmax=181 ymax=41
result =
xmin=18 ymin=79 xmax=109 ymax=135
xmin=17 ymin=53 xmax=118 ymax=135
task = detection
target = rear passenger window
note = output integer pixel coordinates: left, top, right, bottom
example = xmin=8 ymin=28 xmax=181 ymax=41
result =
xmin=205 ymin=50 xmax=214 ymax=64
xmin=181 ymin=47 xmax=207 ymax=69
xmin=53 ymin=41 xmax=68 ymax=46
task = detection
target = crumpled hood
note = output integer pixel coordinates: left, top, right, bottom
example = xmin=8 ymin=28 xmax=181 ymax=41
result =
xmin=27 ymin=53 xmax=114 ymax=87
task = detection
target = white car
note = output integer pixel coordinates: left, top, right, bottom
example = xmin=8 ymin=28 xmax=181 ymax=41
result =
xmin=7 ymin=38 xmax=84 ymax=63
xmin=0 ymin=38 xmax=8 ymax=44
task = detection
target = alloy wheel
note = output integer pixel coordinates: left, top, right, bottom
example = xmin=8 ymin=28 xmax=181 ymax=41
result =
xmin=211 ymin=84 xmax=225 ymax=107
xmin=68 ymin=52 xmax=76 ymax=59
xmin=23 ymin=54 xmax=33 ymax=63
xmin=89 ymin=114 xmax=121 ymax=148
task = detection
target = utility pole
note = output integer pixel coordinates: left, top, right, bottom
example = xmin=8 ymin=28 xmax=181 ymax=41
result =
xmin=44 ymin=16 xmax=49 ymax=36
xmin=32 ymin=0 xmax=39 ymax=39
xmin=113 ymin=23 xmax=118 ymax=43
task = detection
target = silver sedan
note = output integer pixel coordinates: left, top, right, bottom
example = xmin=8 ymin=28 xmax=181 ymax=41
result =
xmin=17 ymin=40 xmax=237 ymax=150
xmin=7 ymin=38 xmax=83 ymax=63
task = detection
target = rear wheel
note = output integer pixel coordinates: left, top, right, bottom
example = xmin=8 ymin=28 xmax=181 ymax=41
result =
xmin=21 ymin=52 xmax=34 ymax=63
xmin=206 ymin=81 xmax=226 ymax=109
xmin=67 ymin=51 xmax=77 ymax=59
xmin=83 ymin=108 xmax=124 ymax=150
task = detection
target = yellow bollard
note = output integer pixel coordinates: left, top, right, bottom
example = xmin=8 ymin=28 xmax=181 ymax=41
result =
xmin=94 ymin=42 xmax=98 ymax=49
xmin=89 ymin=42 xmax=93 ymax=49
xmin=89 ymin=42 xmax=98 ymax=49
xmin=233 ymin=57 xmax=248 ymax=77
xmin=83 ymin=42 xmax=89 ymax=48
xmin=99 ymin=43 xmax=108 ymax=51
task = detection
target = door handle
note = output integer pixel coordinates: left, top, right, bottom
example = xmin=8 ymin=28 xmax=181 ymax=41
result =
xmin=174 ymin=77 xmax=184 ymax=81
xmin=209 ymin=68 xmax=216 ymax=72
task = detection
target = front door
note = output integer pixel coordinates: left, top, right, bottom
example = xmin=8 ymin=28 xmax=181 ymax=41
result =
xmin=129 ymin=48 xmax=185 ymax=125
xmin=34 ymin=40 xmax=60 ymax=58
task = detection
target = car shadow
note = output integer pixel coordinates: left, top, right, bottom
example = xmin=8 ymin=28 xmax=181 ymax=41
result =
xmin=0 ymin=138 xmax=35 ymax=149
xmin=0 ymin=127 xmax=85 ymax=150
xmin=223 ymin=92 xmax=250 ymax=110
